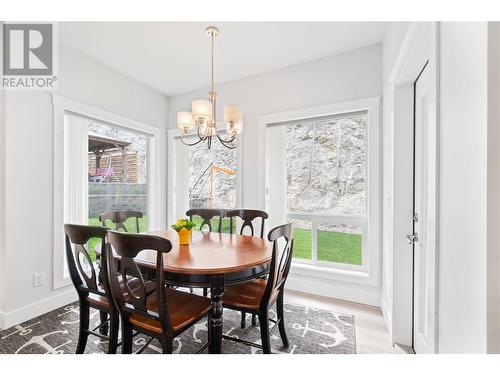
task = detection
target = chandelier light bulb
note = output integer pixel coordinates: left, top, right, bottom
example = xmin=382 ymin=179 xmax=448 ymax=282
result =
xmin=227 ymin=120 xmax=243 ymax=135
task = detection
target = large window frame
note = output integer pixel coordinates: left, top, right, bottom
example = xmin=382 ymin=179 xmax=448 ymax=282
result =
xmin=52 ymin=95 xmax=166 ymax=289
xmin=260 ymin=97 xmax=381 ymax=286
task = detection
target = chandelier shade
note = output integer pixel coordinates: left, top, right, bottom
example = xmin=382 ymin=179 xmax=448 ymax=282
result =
xmin=177 ymin=111 xmax=194 ymax=132
xmin=223 ymin=104 xmax=242 ymax=123
xmin=192 ymin=100 xmax=212 ymax=124
xmin=176 ymin=26 xmax=242 ymax=149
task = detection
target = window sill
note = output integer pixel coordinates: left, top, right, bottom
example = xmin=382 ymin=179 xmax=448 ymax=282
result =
xmin=290 ymin=262 xmax=374 ymax=286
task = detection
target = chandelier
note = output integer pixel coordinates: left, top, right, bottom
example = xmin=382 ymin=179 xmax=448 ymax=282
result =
xmin=177 ymin=26 xmax=242 ymax=149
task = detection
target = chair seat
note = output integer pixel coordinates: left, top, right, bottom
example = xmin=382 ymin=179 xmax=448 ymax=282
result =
xmin=223 ymin=278 xmax=273 ymax=311
xmin=129 ymin=289 xmax=211 ymax=334
xmin=87 ymin=278 xmax=155 ymax=309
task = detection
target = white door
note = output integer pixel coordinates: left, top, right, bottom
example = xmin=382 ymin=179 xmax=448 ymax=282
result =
xmin=412 ymin=62 xmax=437 ymax=353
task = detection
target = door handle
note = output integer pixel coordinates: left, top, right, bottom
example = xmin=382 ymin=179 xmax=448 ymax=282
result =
xmin=407 ymin=234 xmax=418 ymax=245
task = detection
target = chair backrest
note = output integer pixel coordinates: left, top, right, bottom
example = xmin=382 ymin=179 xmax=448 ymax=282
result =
xmin=225 ymin=209 xmax=268 ymax=238
xmin=186 ymin=208 xmax=223 ymax=233
xmin=64 ymin=224 xmax=107 ymax=296
xmin=105 ymin=231 xmax=173 ymax=333
xmin=99 ymin=210 xmax=143 ymax=233
xmin=261 ymin=223 xmax=294 ymax=308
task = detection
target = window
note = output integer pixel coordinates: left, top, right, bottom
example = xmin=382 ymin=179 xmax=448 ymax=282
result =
xmin=86 ymin=121 xmax=150 ymax=257
xmin=286 ymin=112 xmax=366 ymax=268
xmin=188 ymin=137 xmax=238 ymax=210
xmin=53 ymin=95 xmax=166 ymax=289
xmin=286 ymin=113 xmax=366 ymax=216
xmin=265 ymin=98 xmax=380 ymax=278
xmin=171 ymin=131 xmax=240 ymax=233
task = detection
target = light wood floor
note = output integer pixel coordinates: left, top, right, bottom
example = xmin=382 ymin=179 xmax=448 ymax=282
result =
xmin=285 ymin=290 xmax=412 ymax=354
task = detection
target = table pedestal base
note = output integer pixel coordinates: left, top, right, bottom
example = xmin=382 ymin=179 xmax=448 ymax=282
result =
xmin=209 ymin=274 xmax=224 ymax=354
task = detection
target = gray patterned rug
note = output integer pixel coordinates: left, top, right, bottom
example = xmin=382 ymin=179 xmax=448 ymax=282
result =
xmin=0 ymin=302 xmax=356 ymax=354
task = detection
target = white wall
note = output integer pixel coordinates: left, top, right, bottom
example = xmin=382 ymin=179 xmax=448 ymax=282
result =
xmin=169 ymin=44 xmax=383 ymax=305
xmin=487 ymin=22 xmax=500 ymax=354
xmin=380 ymin=22 xmax=410 ymax=339
xmin=0 ymin=46 xmax=168 ymax=329
xmin=439 ymin=22 xmax=488 ymax=353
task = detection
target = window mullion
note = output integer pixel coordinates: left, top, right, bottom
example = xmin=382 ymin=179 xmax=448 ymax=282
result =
xmin=312 ymin=219 xmax=318 ymax=264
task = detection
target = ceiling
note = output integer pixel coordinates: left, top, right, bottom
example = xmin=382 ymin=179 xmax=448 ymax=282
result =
xmin=59 ymin=22 xmax=388 ymax=96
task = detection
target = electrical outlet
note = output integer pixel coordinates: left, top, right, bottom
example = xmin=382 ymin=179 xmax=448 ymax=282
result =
xmin=33 ymin=272 xmax=45 ymax=287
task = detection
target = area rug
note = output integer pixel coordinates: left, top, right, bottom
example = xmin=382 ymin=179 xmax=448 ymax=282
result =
xmin=0 ymin=302 xmax=356 ymax=354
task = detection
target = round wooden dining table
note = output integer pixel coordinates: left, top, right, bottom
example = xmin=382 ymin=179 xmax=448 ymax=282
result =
xmin=123 ymin=229 xmax=272 ymax=354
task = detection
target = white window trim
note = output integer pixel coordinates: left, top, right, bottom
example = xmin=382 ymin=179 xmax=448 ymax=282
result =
xmin=52 ymin=95 xmax=166 ymax=290
xmin=287 ymin=212 xmax=368 ymax=273
xmin=166 ymin=128 xmax=243 ymax=227
xmin=259 ymin=97 xmax=381 ymax=287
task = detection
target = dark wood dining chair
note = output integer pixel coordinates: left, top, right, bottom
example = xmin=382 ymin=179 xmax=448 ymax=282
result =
xmin=185 ymin=208 xmax=224 ymax=296
xmin=225 ymin=209 xmax=268 ymax=238
xmin=105 ymin=231 xmax=211 ymax=354
xmin=222 ymin=223 xmax=294 ymax=354
xmin=99 ymin=210 xmax=143 ymax=233
xmin=225 ymin=209 xmax=269 ymax=328
xmin=186 ymin=208 xmax=223 ymax=233
xmin=64 ymin=224 xmax=119 ymax=354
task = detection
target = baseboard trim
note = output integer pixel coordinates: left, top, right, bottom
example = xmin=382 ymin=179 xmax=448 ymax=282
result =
xmin=0 ymin=289 xmax=77 ymax=330
xmin=380 ymin=296 xmax=394 ymax=343
xmin=0 ymin=277 xmax=381 ymax=330
xmin=285 ymin=273 xmax=381 ymax=307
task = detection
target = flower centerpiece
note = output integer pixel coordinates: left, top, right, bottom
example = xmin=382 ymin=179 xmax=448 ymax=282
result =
xmin=171 ymin=218 xmax=195 ymax=245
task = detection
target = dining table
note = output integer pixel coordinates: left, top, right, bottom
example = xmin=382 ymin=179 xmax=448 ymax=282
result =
xmin=104 ymin=229 xmax=272 ymax=354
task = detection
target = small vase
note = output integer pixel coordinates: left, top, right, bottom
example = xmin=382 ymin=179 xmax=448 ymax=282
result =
xmin=178 ymin=228 xmax=192 ymax=245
